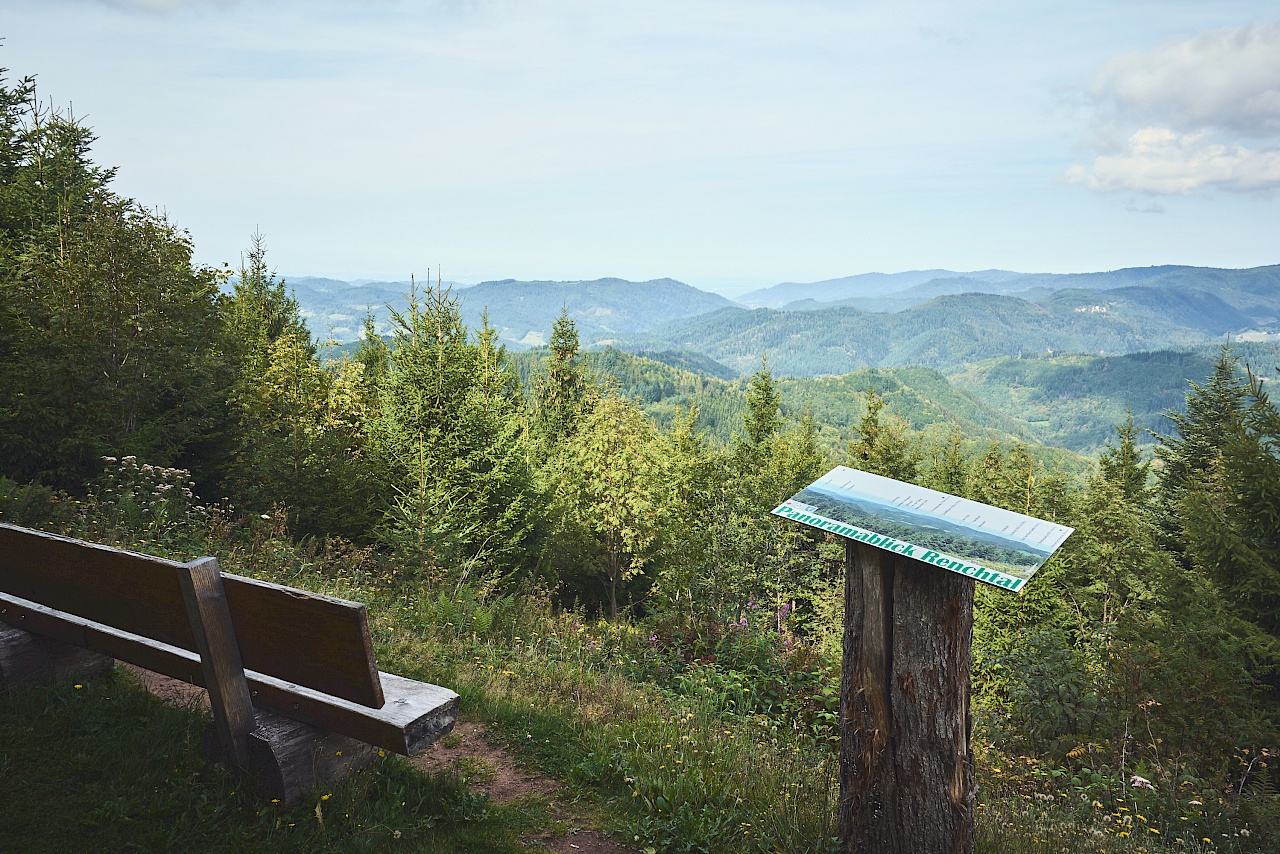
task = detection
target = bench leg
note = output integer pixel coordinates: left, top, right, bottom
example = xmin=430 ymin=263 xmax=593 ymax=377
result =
xmin=202 ymin=708 xmax=380 ymax=805
xmin=0 ymin=623 xmax=114 ymax=693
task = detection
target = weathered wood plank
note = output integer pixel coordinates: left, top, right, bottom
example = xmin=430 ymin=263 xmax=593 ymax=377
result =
xmin=0 ymin=524 xmax=384 ymax=708
xmin=178 ymin=557 xmax=256 ymax=770
xmin=0 ymin=591 xmax=458 ymax=754
xmin=840 ymin=541 xmax=901 ymax=851
xmin=252 ymin=671 xmax=459 ymax=756
xmin=840 ymin=540 xmax=976 ymax=854
xmin=200 ymin=708 xmax=380 ymax=804
xmin=888 ymin=555 xmax=975 ymax=854
xmin=232 ymin=709 xmax=380 ymax=805
xmin=0 ymin=623 xmax=114 ymax=692
xmin=222 ymin=573 xmax=383 ymax=710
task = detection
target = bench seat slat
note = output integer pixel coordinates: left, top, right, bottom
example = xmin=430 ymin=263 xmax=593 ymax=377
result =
xmin=0 ymin=524 xmax=384 ymax=709
xmin=0 ymin=592 xmax=458 ymax=755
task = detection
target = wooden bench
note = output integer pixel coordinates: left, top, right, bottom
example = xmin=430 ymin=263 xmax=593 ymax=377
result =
xmin=0 ymin=523 xmax=458 ymax=804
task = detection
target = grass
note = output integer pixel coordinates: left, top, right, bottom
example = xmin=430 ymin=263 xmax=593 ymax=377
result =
xmin=0 ymin=670 xmax=549 ymax=853
xmin=1 ymin=516 xmax=1271 ymax=853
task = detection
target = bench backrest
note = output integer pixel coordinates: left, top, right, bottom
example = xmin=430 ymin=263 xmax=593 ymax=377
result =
xmin=0 ymin=524 xmax=384 ymax=709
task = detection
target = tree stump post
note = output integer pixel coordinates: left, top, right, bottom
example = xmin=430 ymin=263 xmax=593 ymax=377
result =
xmin=839 ymin=539 xmax=976 ymax=854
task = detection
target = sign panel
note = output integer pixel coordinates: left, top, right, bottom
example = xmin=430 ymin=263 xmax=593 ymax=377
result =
xmin=772 ymin=466 xmax=1073 ymax=592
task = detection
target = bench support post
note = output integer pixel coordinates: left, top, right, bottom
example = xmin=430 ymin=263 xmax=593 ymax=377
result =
xmin=200 ymin=710 xmax=380 ymax=805
xmin=178 ymin=557 xmax=256 ymax=772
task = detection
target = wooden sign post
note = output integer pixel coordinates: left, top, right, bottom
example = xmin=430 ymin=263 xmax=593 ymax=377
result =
xmin=772 ymin=466 xmax=1074 ymax=854
xmin=840 ymin=540 xmax=975 ymax=854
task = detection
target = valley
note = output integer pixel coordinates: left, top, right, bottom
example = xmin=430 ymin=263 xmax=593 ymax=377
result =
xmin=308 ymin=267 xmax=1280 ymax=458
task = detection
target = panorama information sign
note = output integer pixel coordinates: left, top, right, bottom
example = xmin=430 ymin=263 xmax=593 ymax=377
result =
xmin=773 ymin=466 xmax=1073 ymax=592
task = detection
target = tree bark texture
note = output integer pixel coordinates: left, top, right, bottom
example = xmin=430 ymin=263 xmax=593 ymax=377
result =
xmin=839 ymin=540 xmax=976 ymax=854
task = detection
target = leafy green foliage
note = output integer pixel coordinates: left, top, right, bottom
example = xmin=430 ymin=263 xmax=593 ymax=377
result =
xmin=216 ymin=238 xmax=376 ymax=538
xmin=550 ymin=393 xmax=668 ymax=618
xmin=847 ymin=387 xmax=921 ymax=481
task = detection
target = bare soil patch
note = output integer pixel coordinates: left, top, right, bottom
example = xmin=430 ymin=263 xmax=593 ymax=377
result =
xmin=122 ymin=662 xmax=209 ymax=708
xmin=412 ymin=722 xmax=634 ymax=854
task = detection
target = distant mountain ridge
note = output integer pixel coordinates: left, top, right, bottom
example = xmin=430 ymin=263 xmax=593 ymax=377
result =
xmin=286 ymin=266 xmax=1279 ymax=371
xmin=629 ymin=289 xmax=1217 ymax=376
xmin=738 ymin=270 xmax=1021 ymax=307
xmin=284 ymin=275 xmax=734 ymax=345
xmin=628 ymin=266 xmax=1280 ymax=377
xmin=741 ymin=264 xmax=1280 ymax=321
xmin=456 ymin=278 xmax=734 ymax=346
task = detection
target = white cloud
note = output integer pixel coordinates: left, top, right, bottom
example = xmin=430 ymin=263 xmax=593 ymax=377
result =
xmin=1070 ymin=22 xmax=1280 ymax=196
xmin=1067 ymin=127 xmax=1280 ymax=195
xmin=1093 ymin=22 xmax=1280 ymax=137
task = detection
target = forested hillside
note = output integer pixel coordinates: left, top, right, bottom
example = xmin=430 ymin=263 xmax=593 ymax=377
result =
xmin=3 ymin=68 xmax=1279 ymax=853
xmin=947 ymin=342 xmax=1280 ymax=452
xmin=632 ymin=291 xmax=1219 ymax=376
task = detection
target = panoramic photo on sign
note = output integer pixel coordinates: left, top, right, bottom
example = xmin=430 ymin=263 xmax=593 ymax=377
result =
xmin=773 ymin=466 xmax=1074 ymax=592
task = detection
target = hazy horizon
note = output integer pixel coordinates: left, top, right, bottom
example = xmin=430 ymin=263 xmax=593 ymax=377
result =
xmin=6 ymin=2 xmax=1279 ymax=290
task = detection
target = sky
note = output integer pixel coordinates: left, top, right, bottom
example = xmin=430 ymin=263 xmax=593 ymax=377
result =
xmin=5 ymin=0 xmax=1280 ymax=296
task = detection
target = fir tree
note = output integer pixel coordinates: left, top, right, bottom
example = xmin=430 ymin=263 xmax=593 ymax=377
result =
xmin=924 ymin=428 xmax=968 ymax=497
xmin=1179 ymin=369 xmax=1280 ymax=688
xmin=743 ymin=358 xmax=783 ymax=448
xmin=532 ymin=308 xmax=592 ymax=451
xmin=848 ymin=387 xmax=921 ymax=483
xmin=369 ymin=282 xmax=536 ymax=575
xmin=1155 ymin=346 xmax=1248 ymax=542
xmin=1098 ymin=411 xmax=1150 ymax=506
xmin=552 ymin=393 xmax=667 ymax=619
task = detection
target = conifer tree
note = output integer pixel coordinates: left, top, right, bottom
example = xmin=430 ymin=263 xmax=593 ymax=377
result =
xmin=743 ymin=358 xmax=783 ymax=448
xmin=0 ymin=72 xmax=231 ymax=489
xmin=532 ymin=309 xmax=593 ymax=452
xmin=219 ymin=237 xmax=377 ymax=535
xmin=730 ymin=359 xmax=786 ymax=488
xmin=712 ymin=363 xmax=829 ymax=627
xmin=1179 ymin=370 xmax=1280 ymax=688
xmin=924 ymin=428 xmax=968 ymax=496
xmin=1098 ymin=411 xmax=1150 ymax=506
xmin=969 ymin=442 xmax=1069 ymax=521
xmin=3 ymin=195 xmax=227 ymax=486
xmin=651 ymin=407 xmax=722 ymax=624
xmin=1155 ymin=347 xmax=1248 ymax=542
xmin=848 ymin=387 xmax=921 ymax=483
xmin=352 ymin=313 xmax=390 ymax=416
xmin=369 ymin=282 xmax=535 ymax=575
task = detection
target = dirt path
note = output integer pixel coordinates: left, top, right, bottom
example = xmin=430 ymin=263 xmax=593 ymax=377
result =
xmin=122 ymin=664 xmax=633 ymax=852
xmin=412 ymin=722 xmax=634 ymax=853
